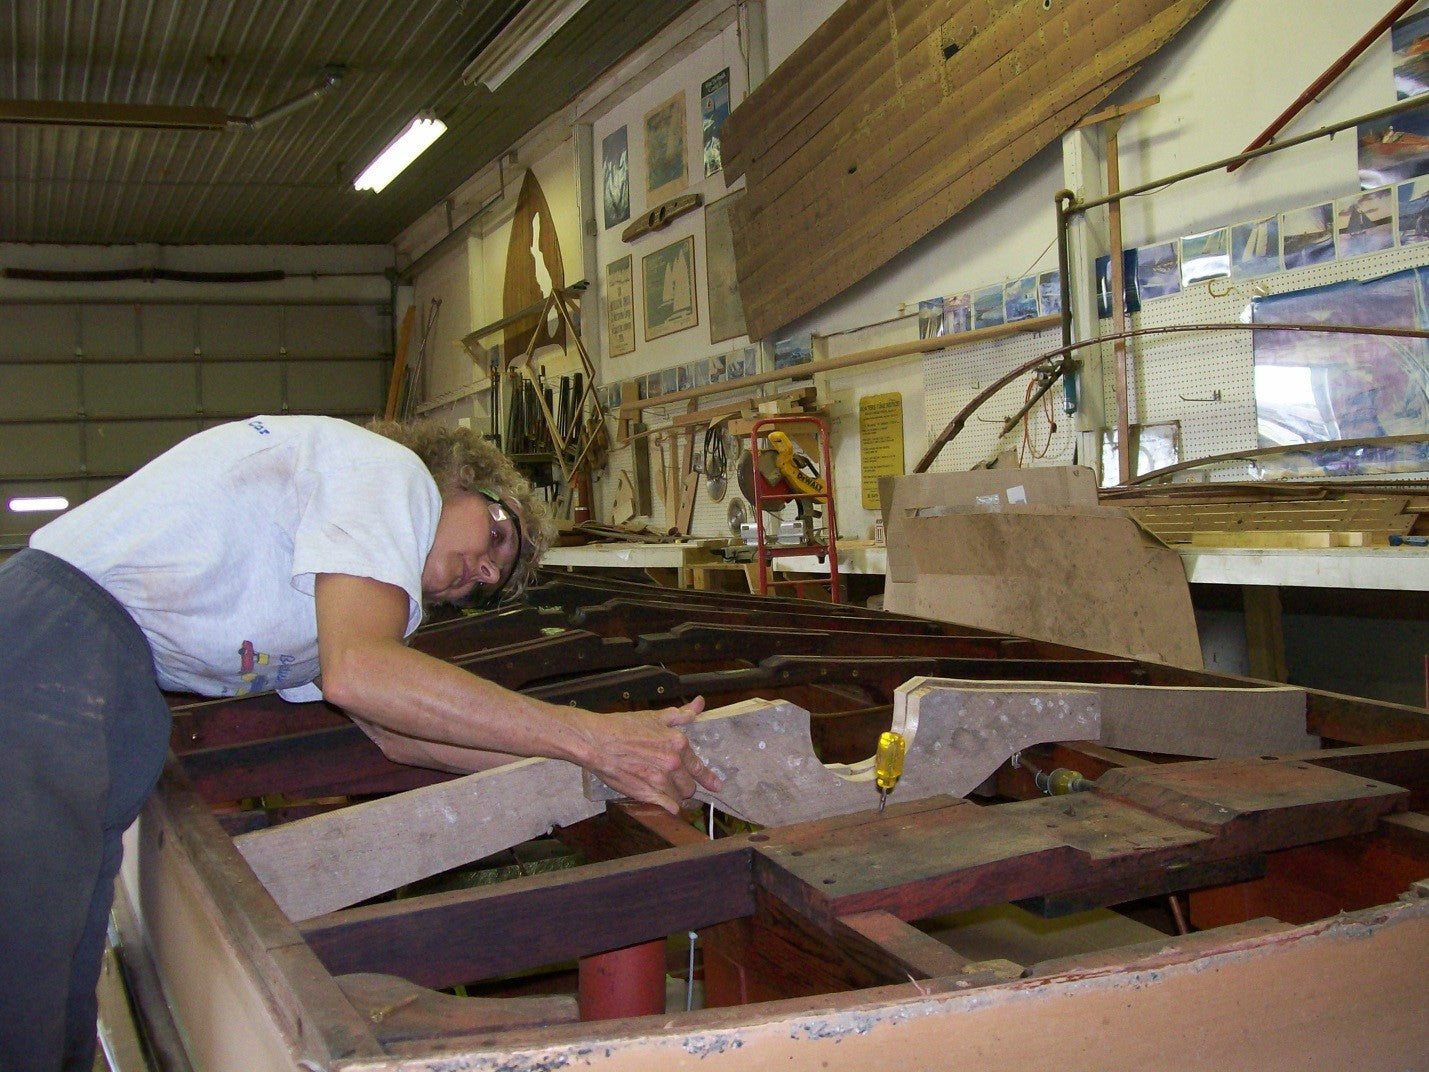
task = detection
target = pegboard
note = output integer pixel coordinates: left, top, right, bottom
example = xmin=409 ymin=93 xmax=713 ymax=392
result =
xmin=1098 ymin=234 xmax=1429 ymax=479
xmin=914 ymin=224 xmax=1429 ymax=481
xmin=920 ymin=323 xmax=1077 ymax=472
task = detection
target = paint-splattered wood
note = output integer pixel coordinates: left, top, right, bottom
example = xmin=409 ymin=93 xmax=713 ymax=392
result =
xmin=721 ymin=0 xmax=1212 ymax=338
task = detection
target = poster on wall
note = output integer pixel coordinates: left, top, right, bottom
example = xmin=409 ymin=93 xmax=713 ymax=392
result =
xmin=645 ymin=92 xmax=688 ymax=203
xmin=701 ymin=68 xmax=731 ymax=177
xmin=1136 ymin=241 xmax=1180 ymax=300
xmin=1281 ymin=204 xmax=1336 ymax=269
xmin=642 ymin=235 xmax=698 ymax=341
xmin=605 ymin=255 xmax=636 ymax=357
xmin=1230 ymin=215 xmax=1281 ymax=279
xmin=972 ymin=284 xmax=1006 ymax=329
xmin=1251 ymin=272 xmax=1429 ymax=462
xmin=1334 ymin=189 xmax=1394 ymax=257
xmin=1179 ymin=228 xmax=1229 ymax=287
xmin=1037 ymin=272 xmax=1061 ymax=316
xmin=602 ymin=126 xmax=630 ymax=229
xmin=774 ymin=333 xmax=813 ymax=369
xmin=1358 ymin=103 xmax=1429 ymax=189
xmin=859 ymin=392 xmax=904 ymax=510
xmin=917 ymin=296 xmax=945 ymax=338
xmin=1398 ymin=177 xmax=1429 ymax=243
xmin=1392 ymin=8 xmax=1429 ymax=100
xmin=1003 ymin=276 xmax=1039 ymax=322
xmin=704 ymin=190 xmax=748 ymax=342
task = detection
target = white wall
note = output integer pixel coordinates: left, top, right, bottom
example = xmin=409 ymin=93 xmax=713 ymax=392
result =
xmin=403 ymin=0 xmax=1425 ymax=539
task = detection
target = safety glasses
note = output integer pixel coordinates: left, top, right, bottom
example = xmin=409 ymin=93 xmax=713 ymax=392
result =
xmin=475 ymin=490 xmax=524 ymax=604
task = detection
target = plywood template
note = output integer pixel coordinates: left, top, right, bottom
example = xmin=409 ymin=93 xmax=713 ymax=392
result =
xmin=503 ymin=169 xmax=566 ymax=360
xmin=719 ymin=0 xmax=1213 ymax=338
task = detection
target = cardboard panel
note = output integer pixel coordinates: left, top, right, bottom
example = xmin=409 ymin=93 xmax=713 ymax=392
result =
xmin=903 ymin=506 xmax=1202 ymax=668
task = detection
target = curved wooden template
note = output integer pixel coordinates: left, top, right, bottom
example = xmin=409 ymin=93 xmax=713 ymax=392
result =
xmin=236 ymin=690 xmax=1099 ymax=920
xmin=503 ymin=169 xmax=566 ymax=360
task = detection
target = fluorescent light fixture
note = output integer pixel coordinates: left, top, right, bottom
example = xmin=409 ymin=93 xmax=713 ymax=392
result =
xmin=353 ymin=114 xmax=447 ymax=192
xmin=462 ymin=0 xmax=592 ymax=90
xmin=9 ymin=496 xmax=68 ymax=513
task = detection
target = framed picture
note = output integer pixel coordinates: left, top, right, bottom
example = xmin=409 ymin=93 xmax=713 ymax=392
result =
xmin=605 ymin=254 xmax=635 ymax=357
xmin=701 ymin=68 xmax=731 ymax=177
xmin=642 ymin=235 xmax=698 ymax=341
xmin=601 ymin=126 xmax=630 ymax=230
xmin=644 ymin=92 xmax=688 ymax=203
xmin=704 ymin=190 xmax=747 ymax=343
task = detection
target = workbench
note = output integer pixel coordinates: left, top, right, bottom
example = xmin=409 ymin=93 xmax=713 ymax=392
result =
xmin=546 ymin=540 xmax=1429 ymax=592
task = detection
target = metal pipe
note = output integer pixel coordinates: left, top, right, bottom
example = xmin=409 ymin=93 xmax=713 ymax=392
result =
xmin=1067 ymin=93 xmax=1429 ymax=215
xmin=1054 ymin=189 xmax=1077 ymax=415
xmin=577 ymin=941 xmax=667 ymax=1021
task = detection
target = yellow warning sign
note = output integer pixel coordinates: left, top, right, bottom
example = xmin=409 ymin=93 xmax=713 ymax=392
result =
xmin=859 ymin=392 xmax=904 ymax=510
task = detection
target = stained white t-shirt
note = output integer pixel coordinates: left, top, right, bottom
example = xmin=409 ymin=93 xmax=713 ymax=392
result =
xmin=31 ymin=415 xmax=442 ymax=700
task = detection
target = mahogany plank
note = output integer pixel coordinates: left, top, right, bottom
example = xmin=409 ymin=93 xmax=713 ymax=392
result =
xmin=177 ymin=724 xmax=447 ymax=803
xmin=753 ymin=756 xmax=1410 ymax=929
xmin=299 ymin=840 xmax=753 ymax=989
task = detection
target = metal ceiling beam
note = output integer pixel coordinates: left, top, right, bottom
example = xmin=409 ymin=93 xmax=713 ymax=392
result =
xmin=0 ymin=67 xmax=345 ymax=133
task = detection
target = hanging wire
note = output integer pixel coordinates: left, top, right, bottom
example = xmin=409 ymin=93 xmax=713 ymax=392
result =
xmin=1019 ymin=374 xmax=1057 ymax=464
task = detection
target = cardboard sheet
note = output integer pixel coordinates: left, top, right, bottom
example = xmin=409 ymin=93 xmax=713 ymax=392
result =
xmin=880 ymin=469 xmax=1201 ymax=669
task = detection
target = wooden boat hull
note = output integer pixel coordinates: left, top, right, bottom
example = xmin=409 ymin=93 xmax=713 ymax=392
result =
xmin=720 ymin=0 xmax=1215 ymax=340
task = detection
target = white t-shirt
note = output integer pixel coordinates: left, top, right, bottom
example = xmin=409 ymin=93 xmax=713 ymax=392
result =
xmin=31 ymin=415 xmax=442 ymax=700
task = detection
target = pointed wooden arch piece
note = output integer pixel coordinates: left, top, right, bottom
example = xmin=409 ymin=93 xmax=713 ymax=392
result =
xmin=503 ymin=169 xmax=566 ymax=362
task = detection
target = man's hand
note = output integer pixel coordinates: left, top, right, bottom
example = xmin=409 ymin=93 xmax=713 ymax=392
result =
xmin=579 ymin=696 xmax=722 ymax=815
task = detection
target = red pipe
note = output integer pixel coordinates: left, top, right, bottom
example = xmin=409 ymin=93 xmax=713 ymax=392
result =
xmin=577 ymin=940 xmax=668 ymax=1020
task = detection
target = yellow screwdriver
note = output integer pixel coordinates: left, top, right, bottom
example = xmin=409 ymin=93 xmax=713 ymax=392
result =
xmin=874 ymin=730 xmax=906 ymax=814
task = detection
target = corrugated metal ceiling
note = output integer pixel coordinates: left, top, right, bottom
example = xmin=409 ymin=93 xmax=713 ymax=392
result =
xmin=1 ymin=0 xmax=695 ymax=245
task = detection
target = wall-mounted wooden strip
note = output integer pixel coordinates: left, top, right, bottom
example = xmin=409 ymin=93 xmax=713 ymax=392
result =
xmin=722 ymin=0 xmax=1213 ymax=339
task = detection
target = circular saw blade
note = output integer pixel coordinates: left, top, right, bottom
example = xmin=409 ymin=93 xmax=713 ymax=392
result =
xmin=726 ymin=497 xmax=747 ymax=534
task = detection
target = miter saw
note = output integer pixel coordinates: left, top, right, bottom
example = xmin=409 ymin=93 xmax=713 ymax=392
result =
xmin=736 ymin=429 xmax=826 ymax=545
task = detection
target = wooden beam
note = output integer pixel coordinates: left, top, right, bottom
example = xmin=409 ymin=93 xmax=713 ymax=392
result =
xmin=300 ymin=840 xmax=753 ymax=988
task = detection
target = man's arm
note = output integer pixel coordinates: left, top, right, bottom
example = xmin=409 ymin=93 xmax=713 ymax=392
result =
xmin=313 ymin=572 xmax=718 ymax=813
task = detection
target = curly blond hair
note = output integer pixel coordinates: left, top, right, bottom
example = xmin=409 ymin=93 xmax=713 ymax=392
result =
xmin=368 ymin=419 xmax=553 ymax=601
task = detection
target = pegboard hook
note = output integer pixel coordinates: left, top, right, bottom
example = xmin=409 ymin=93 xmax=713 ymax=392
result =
xmin=1179 ymin=389 xmax=1223 ymax=403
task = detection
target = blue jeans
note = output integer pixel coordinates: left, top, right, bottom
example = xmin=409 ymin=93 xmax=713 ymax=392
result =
xmin=0 ymin=550 xmax=170 ymax=1072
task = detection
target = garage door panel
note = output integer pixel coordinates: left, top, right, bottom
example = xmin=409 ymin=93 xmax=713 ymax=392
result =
xmin=80 ymin=306 xmax=141 ymax=358
xmin=85 ymin=420 xmax=201 ymax=473
xmin=287 ymin=360 xmax=385 ymax=411
xmin=139 ymin=306 xmax=199 ymax=360
xmin=201 ymin=362 xmax=285 ymax=414
xmin=0 ymin=364 xmax=80 ymax=419
xmin=284 ymin=306 xmax=387 ymax=359
xmin=85 ymin=364 xmax=198 ymax=417
xmin=200 ymin=306 xmax=283 ymax=359
xmin=0 ymin=307 xmax=79 ymax=360
xmin=0 ymin=422 xmax=82 ymax=477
